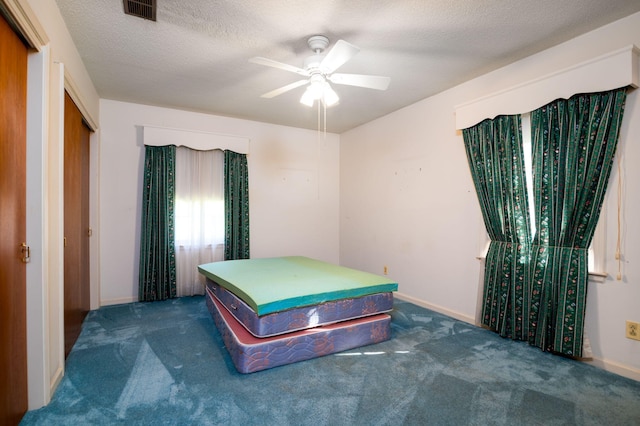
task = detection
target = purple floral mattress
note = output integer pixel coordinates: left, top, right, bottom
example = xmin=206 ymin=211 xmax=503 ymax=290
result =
xmin=206 ymin=287 xmax=391 ymax=374
xmin=206 ymin=278 xmax=394 ymax=337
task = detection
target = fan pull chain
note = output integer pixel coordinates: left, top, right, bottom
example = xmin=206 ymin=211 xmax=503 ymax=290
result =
xmin=324 ymin=100 xmax=327 ymax=139
xmin=315 ymin=99 xmax=327 ymax=141
xmin=317 ymin=100 xmax=321 ymax=141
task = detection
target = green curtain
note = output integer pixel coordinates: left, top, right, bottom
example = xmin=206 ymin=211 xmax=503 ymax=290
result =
xmin=138 ymin=145 xmax=177 ymax=301
xmin=224 ymin=150 xmax=250 ymax=260
xmin=463 ymin=115 xmax=532 ymax=341
xmin=529 ymin=88 xmax=627 ymax=356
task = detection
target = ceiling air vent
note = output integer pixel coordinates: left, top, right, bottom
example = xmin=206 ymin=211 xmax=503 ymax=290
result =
xmin=123 ymin=0 xmax=157 ymax=21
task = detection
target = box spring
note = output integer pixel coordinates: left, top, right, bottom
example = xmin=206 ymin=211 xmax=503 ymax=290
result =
xmin=206 ymin=287 xmax=391 ymax=374
xmin=206 ymin=278 xmax=393 ymax=337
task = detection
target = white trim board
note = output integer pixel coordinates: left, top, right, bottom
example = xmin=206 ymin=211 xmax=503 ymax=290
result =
xmin=143 ymin=125 xmax=250 ymax=153
xmin=455 ymin=45 xmax=639 ymax=130
xmin=100 ymin=296 xmax=138 ymax=307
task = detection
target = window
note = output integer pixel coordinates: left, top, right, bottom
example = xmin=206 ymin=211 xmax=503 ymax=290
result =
xmin=174 ymin=147 xmax=225 ymax=296
xmin=175 ymin=198 xmax=224 ymax=248
xmin=478 ymin=113 xmax=606 ymax=278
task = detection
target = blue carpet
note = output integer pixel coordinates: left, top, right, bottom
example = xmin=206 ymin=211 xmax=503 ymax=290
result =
xmin=21 ymin=297 xmax=640 ymax=425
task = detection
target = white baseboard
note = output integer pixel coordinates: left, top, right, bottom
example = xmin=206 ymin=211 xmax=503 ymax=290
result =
xmin=584 ymin=356 xmax=640 ymax=382
xmin=99 ymin=296 xmax=137 ymax=307
xmin=394 ymin=292 xmax=640 ymax=383
xmin=394 ymin=292 xmax=476 ymax=325
xmin=49 ymin=364 xmax=64 ymax=402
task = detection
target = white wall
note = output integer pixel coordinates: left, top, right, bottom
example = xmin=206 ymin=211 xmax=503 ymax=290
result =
xmin=99 ymin=100 xmax=340 ymax=305
xmin=26 ymin=0 xmax=99 ymax=124
xmin=340 ymin=12 xmax=640 ymax=379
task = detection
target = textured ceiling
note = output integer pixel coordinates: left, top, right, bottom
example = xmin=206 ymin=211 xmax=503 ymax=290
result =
xmin=55 ymin=0 xmax=640 ymax=133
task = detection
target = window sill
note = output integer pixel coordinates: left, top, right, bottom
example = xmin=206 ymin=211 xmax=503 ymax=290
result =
xmin=588 ymin=271 xmax=608 ymax=283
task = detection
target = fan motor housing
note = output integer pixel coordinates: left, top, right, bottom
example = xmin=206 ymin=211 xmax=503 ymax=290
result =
xmin=304 ymin=54 xmax=325 ymax=74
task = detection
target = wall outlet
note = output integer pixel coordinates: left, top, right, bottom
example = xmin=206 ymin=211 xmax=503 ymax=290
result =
xmin=626 ymin=321 xmax=640 ymax=341
xmin=383 ymin=265 xmax=388 ymax=275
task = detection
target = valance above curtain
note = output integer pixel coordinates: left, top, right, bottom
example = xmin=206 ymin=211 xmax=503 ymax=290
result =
xmin=143 ymin=125 xmax=250 ymax=153
xmin=455 ymin=45 xmax=638 ymax=130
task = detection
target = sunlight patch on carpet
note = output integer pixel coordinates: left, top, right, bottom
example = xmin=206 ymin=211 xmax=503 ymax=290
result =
xmin=115 ymin=338 xmax=175 ymax=419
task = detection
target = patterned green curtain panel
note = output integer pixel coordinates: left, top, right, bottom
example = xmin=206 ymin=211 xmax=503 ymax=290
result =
xmin=463 ymin=115 xmax=532 ymax=341
xmin=138 ymin=145 xmax=177 ymax=301
xmin=224 ymin=150 xmax=250 ymax=260
xmin=529 ymin=88 xmax=627 ymax=357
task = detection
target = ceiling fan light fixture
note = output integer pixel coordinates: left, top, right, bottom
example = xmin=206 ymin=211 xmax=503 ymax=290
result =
xmin=300 ymin=79 xmax=339 ymax=107
xmin=300 ymin=87 xmax=316 ymax=107
xmin=300 ymin=81 xmax=321 ymax=106
xmin=322 ymin=83 xmax=339 ymax=107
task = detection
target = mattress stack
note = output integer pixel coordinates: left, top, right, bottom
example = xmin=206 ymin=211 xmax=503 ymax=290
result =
xmin=198 ymin=256 xmax=398 ymax=373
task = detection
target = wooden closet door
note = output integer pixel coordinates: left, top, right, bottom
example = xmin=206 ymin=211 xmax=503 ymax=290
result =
xmin=64 ymin=92 xmax=91 ymax=357
xmin=0 ymin=12 xmax=29 ymax=425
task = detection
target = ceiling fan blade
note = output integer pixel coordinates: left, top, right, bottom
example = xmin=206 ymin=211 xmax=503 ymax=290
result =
xmin=260 ymin=79 xmax=309 ymax=98
xmin=328 ymin=73 xmax=390 ymax=91
xmin=320 ymin=40 xmax=360 ymax=74
xmin=249 ymin=57 xmax=310 ymax=76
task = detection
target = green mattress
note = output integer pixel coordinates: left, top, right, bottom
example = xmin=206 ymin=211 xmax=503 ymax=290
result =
xmin=197 ymin=256 xmax=398 ymax=316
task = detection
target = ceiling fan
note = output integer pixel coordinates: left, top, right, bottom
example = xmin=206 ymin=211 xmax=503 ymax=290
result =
xmin=249 ymin=35 xmax=390 ymax=108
